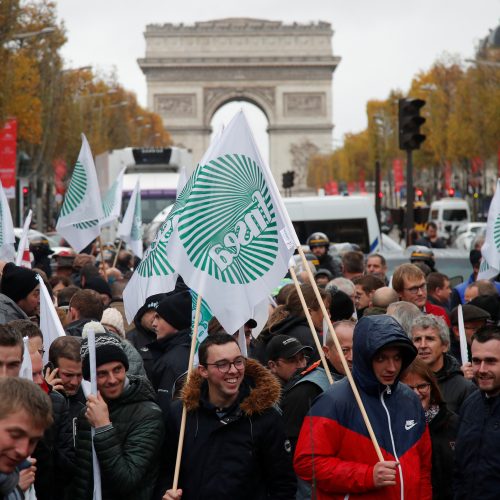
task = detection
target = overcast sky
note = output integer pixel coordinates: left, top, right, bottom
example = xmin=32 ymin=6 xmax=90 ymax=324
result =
xmin=54 ymin=0 xmax=499 ymax=157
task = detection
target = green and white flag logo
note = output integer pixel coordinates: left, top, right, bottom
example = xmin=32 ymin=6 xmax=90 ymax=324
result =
xmin=60 ymin=161 xmax=87 ymax=217
xmin=178 ymin=154 xmax=278 ymax=284
xmin=101 ymin=167 xmax=125 ymax=227
xmin=478 ymin=178 xmax=500 ymax=280
xmin=164 ymin=110 xmax=299 ymax=334
xmin=118 ymin=179 xmax=143 ymax=259
xmin=191 ymin=290 xmax=213 ymax=364
xmin=56 ymin=134 xmax=104 ymax=253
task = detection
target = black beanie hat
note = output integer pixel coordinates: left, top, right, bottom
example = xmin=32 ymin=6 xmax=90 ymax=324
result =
xmin=81 ymin=334 xmax=129 ymax=380
xmin=329 ymin=289 xmax=355 ymax=321
xmin=156 ymin=290 xmax=192 ymax=331
xmin=1 ymin=263 xmax=40 ymax=303
xmin=84 ymin=277 xmax=112 ymax=298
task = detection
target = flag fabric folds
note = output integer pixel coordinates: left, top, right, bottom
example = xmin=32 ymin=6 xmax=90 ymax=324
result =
xmin=0 ymin=179 xmax=16 ymax=262
xmin=119 ymin=179 xmax=143 ymax=259
xmin=38 ymin=275 xmax=65 ymax=364
xmin=15 ymin=209 xmax=32 ymax=268
xmin=101 ymin=167 xmax=125 ymax=227
xmin=191 ymin=290 xmax=214 ymax=366
xmin=56 ymin=134 xmax=104 ymax=253
xmin=478 ymin=178 xmax=500 ymax=280
xmin=164 ymin=110 xmax=299 ymax=334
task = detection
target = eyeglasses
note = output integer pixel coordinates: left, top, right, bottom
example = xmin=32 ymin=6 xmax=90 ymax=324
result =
xmin=205 ymin=356 xmax=246 ymax=373
xmin=407 ymin=382 xmax=431 ymax=393
xmin=404 ymin=283 xmax=427 ymax=294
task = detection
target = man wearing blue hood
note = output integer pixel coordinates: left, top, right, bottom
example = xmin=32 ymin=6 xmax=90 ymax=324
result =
xmin=294 ymin=315 xmax=432 ymax=499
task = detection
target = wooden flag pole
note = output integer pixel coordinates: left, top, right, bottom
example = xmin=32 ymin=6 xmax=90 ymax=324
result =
xmin=298 ymin=246 xmax=384 ymax=462
xmin=289 ymin=266 xmax=334 ymax=385
xmin=97 ymin=235 xmax=107 ymax=272
xmin=172 ymin=293 xmax=202 ymax=491
xmin=112 ymin=239 xmax=123 ymax=268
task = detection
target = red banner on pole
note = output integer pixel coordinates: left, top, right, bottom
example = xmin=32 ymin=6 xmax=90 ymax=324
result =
xmin=358 ymin=170 xmax=367 ymax=193
xmin=0 ymin=119 xmax=17 ymax=199
xmin=393 ymin=158 xmax=404 ymax=193
xmin=53 ymin=158 xmax=67 ymax=196
xmin=444 ymin=161 xmax=452 ymax=190
xmin=347 ymin=181 xmax=356 ymax=194
xmin=324 ymin=180 xmax=338 ymax=195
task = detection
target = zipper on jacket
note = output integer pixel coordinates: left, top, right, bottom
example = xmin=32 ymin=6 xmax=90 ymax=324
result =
xmin=380 ymin=388 xmax=404 ymax=500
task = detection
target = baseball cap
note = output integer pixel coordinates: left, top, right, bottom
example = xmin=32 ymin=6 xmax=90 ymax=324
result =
xmin=266 ymin=335 xmax=313 ymax=361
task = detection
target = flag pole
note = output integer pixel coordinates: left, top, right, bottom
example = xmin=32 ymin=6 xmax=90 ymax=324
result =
xmin=288 ymin=265 xmax=334 ymax=385
xmin=298 ymin=246 xmax=384 ymax=462
xmin=97 ymin=235 xmax=107 ymax=272
xmin=112 ymin=239 xmax=122 ymax=268
xmin=172 ymin=293 xmax=202 ymax=490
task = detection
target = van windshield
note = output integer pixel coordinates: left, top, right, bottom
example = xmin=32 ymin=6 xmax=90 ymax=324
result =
xmin=292 ymin=219 xmax=370 ymax=253
xmin=123 ymin=191 xmax=176 ymax=223
xmin=443 ymin=209 xmax=468 ymax=222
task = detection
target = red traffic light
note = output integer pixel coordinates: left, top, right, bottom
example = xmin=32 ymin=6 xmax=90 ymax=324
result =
xmin=22 ymin=187 xmax=29 ymax=195
xmin=416 ymin=189 xmax=423 ymax=197
xmin=378 ymin=191 xmax=384 ymax=199
xmin=448 ymin=188 xmax=455 ymax=197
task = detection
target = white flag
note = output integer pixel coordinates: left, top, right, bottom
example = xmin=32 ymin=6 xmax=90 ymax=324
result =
xmin=16 ymin=209 xmax=32 ymax=267
xmin=0 ymin=179 xmax=16 ymax=261
xmin=119 ymin=179 xmax=143 ymax=259
xmin=19 ymin=336 xmax=33 ymax=381
xmin=122 ymin=132 xmax=223 ymax=323
xmin=164 ymin=110 xmax=299 ymax=333
xmin=101 ymin=167 xmax=125 ymax=227
xmin=56 ymin=134 xmax=104 ymax=253
xmin=38 ymin=275 xmax=65 ymax=364
xmin=478 ymin=179 xmax=500 ymax=280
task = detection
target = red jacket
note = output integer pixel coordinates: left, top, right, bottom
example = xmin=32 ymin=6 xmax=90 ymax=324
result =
xmin=294 ymin=315 xmax=433 ymax=499
xmin=425 ymin=301 xmax=450 ymax=326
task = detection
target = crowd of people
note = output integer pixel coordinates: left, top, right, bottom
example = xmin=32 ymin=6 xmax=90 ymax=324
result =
xmin=0 ymin=236 xmax=499 ymax=500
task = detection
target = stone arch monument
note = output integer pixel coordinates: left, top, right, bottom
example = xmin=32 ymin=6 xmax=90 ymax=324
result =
xmin=138 ymin=18 xmax=341 ymax=191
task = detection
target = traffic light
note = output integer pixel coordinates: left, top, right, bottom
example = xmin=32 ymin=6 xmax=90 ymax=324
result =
xmin=282 ymin=171 xmax=295 ymax=189
xmin=22 ymin=186 xmax=29 ymax=207
xmin=398 ymin=98 xmax=426 ymax=151
xmin=448 ymin=188 xmax=455 ymax=197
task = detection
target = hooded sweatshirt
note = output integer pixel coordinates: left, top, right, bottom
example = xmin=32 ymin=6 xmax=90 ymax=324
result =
xmin=294 ymin=315 xmax=432 ymax=500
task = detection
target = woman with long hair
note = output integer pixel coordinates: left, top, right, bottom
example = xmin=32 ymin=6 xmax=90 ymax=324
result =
xmin=401 ymin=358 xmax=459 ymax=500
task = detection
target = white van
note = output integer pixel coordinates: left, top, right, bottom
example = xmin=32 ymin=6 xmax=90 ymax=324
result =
xmin=283 ymin=195 xmax=381 ymax=254
xmin=428 ymin=198 xmax=471 ymax=238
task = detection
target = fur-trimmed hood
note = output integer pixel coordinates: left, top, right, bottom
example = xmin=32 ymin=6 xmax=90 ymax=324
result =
xmin=181 ymin=358 xmax=281 ymax=416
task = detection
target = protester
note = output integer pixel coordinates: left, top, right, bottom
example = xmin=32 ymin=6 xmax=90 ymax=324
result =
xmin=352 ymin=275 xmax=385 ymax=317
xmin=366 ymin=286 xmax=399 ymax=315
xmin=426 ymin=272 xmax=452 ymax=314
xmin=65 ymin=289 xmax=104 ymax=336
xmin=0 ymin=264 xmax=40 ymax=322
xmin=84 ymin=277 xmax=113 ymax=307
xmin=314 ymin=268 xmax=333 ymax=288
xmin=463 ymin=279 xmax=498 ymax=303
xmin=386 ymin=300 xmax=422 ymax=336
xmin=127 ymin=292 xmax=167 ymax=380
xmin=0 ymin=325 xmax=23 ymax=377
xmin=328 ymin=289 xmax=355 ymax=321
xmin=400 ymin=359 xmax=458 ymax=500
xmin=450 ymin=249 xmax=481 ymax=308
xmin=0 ymin=377 xmax=52 ymax=500
xmin=392 ymin=263 xmax=450 ymax=326
xmin=341 ymin=250 xmax=364 ymax=280
xmin=161 ymin=333 xmax=296 ymax=499
xmin=415 ymin=222 xmax=447 ymax=248
xmin=294 ymin=315 xmax=432 ymax=499
xmin=409 ymin=314 xmax=476 ymax=414
xmin=454 ymin=325 xmax=500 ymax=499
xmin=365 ymin=253 xmax=388 ymax=283
xmin=48 ymin=336 xmax=85 ymax=421
xmin=449 ymin=304 xmax=490 ymax=372
xmin=322 ymin=320 xmax=354 ymax=377
xmin=266 ymin=335 xmax=312 ymax=385
xmin=72 ymin=334 xmax=164 ymax=500
xmin=101 ymin=307 xmax=126 ymax=338
xmin=148 ymin=290 xmax=192 ymax=406
xmin=55 ymin=285 xmax=79 ymax=308
xmin=327 ymin=277 xmax=356 ymax=303
xmin=254 ymin=284 xmax=329 ymax=364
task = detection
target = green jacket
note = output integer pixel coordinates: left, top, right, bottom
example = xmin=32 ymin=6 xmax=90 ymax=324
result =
xmin=71 ymin=375 xmax=165 ymax=500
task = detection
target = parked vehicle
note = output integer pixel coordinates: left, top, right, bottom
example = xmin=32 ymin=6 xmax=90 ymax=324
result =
xmin=453 ymin=222 xmax=487 ymax=251
xmin=428 ymin=198 xmax=471 ymax=240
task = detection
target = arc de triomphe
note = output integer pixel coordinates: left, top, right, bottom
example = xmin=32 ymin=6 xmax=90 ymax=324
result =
xmin=138 ymin=18 xmax=340 ymax=190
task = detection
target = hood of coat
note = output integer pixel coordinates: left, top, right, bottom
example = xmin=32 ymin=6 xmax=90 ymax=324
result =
xmin=269 ymin=314 xmax=309 ymax=335
xmin=352 ymin=315 xmax=417 ymax=396
xmin=181 ymin=358 xmax=281 ymax=416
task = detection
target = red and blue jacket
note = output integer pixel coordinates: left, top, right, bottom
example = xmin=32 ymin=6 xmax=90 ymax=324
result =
xmin=294 ymin=315 xmax=432 ymax=499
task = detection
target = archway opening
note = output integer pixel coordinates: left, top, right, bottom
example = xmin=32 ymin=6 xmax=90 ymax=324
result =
xmin=210 ymin=100 xmax=270 ymax=167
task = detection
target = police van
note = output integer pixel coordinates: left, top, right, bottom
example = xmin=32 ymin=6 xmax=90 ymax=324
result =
xmin=283 ymin=196 xmax=381 ymax=254
xmin=428 ymin=198 xmax=471 ymax=239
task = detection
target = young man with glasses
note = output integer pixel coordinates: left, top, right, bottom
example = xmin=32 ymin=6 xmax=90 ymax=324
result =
xmin=392 ymin=264 xmax=450 ymax=326
xmin=162 ymin=332 xmax=296 ymax=500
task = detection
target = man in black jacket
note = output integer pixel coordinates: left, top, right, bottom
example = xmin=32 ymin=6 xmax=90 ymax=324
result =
xmin=72 ymin=334 xmax=164 ymax=500
xmin=162 ymin=333 xmax=296 ymax=500
xmin=148 ymin=290 xmax=192 ymax=410
xmin=64 ymin=289 xmax=103 ymax=337
xmin=454 ymin=325 xmax=500 ymax=499
xmin=410 ymin=314 xmax=476 ymax=413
